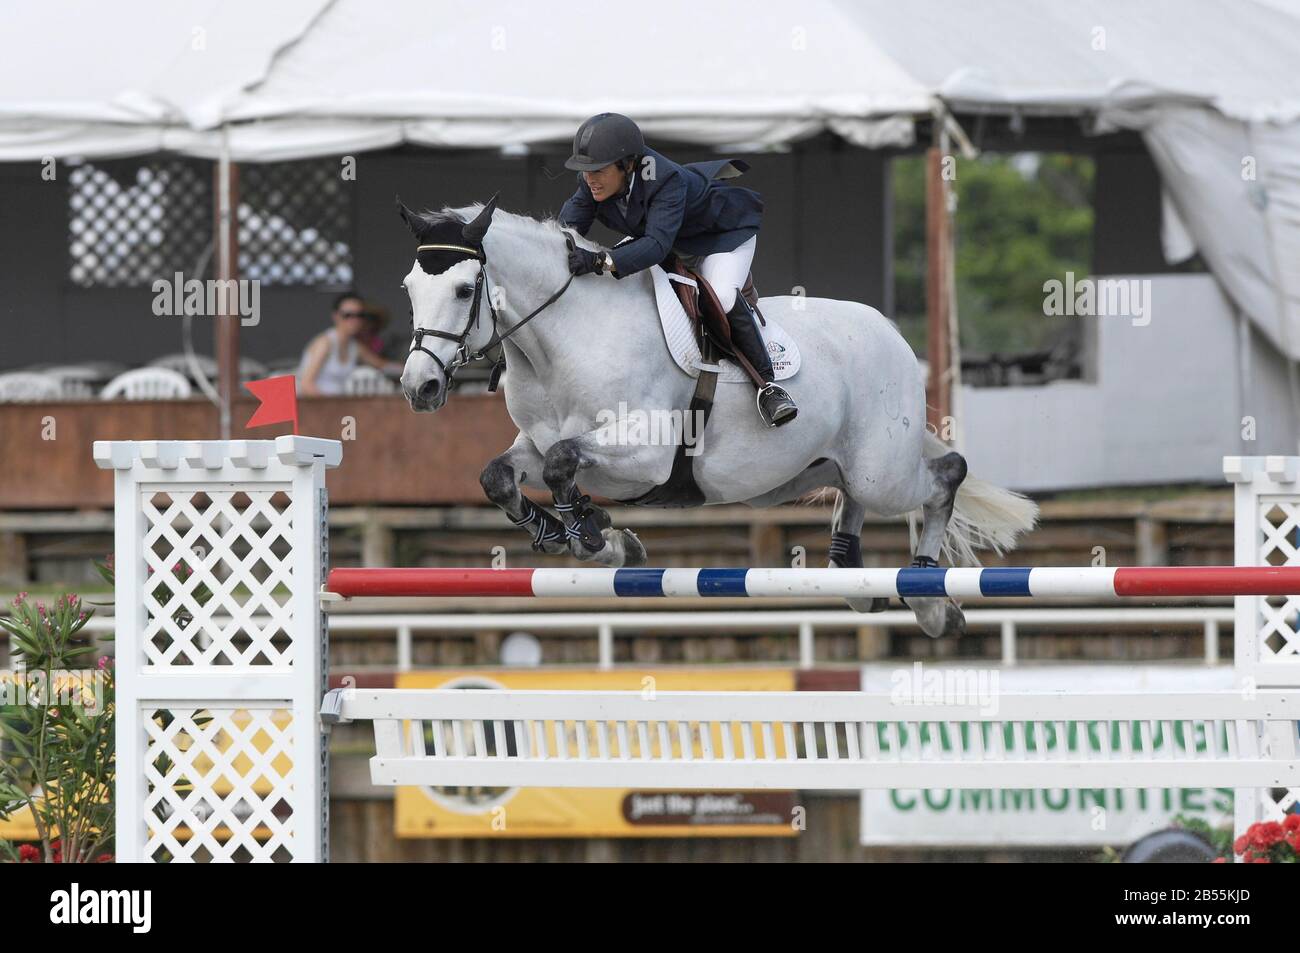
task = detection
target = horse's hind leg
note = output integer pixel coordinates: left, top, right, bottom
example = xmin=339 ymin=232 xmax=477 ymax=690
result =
xmin=907 ymin=450 xmax=969 ymax=639
xmin=829 ymin=492 xmax=890 ymax=613
xmin=479 ymin=435 xmax=569 ymax=556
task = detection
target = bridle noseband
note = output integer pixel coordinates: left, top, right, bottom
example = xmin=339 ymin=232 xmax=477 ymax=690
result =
xmin=408 ymin=233 xmax=578 ymax=390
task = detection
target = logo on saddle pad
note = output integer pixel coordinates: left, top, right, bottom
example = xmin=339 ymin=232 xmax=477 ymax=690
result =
xmin=768 ymin=339 xmax=794 ymax=376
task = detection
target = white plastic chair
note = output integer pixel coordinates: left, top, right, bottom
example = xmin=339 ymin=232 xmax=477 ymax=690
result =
xmin=149 ymin=352 xmax=217 ymax=379
xmin=100 ymin=367 xmax=193 ymax=400
xmin=151 ymin=352 xmax=269 ymax=383
xmin=0 ymin=372 xmax=63 ymax=402
xmin=239 ymin=357 xmax=269 ymax=381
xmin=343 ymin=366 xmax=398 ymax=395
xmin=45 ymin=365 xmax=104 ymax=398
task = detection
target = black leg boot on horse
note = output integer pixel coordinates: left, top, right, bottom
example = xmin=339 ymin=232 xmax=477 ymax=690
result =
xmin=726 ymin=296 xmax=797 ymax=428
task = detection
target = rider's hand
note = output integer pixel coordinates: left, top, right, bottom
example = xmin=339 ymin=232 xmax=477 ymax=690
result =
xmin=568 ymin=246 xmax=604 ymax=276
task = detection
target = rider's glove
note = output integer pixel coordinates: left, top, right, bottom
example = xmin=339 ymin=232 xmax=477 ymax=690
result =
xmin=568 ymin=246 xmax=605 ymax=276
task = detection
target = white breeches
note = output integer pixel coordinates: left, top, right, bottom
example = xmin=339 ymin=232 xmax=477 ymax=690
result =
xmin=696 ymin=236 xmax=757 ymax=312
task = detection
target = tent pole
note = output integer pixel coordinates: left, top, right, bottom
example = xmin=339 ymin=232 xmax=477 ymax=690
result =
xmin=925 ymin=125 xmax=954 ymax=437
xmin=214 ymin=133 xmax=240 ymax=440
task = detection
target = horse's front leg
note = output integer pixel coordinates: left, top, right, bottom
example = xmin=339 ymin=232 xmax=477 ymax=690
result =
xmin=479 ymin=433 xmax=570 ymax=555
xmin=542 ymin=428 xmax=662 ymax=567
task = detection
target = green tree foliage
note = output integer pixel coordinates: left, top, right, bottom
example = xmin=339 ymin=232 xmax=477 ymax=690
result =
xmin=893 ymin=153 xmax=1094 ymax=355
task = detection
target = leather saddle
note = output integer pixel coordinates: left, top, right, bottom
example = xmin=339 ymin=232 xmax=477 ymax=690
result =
xmin=659 ymin=253 xmax=767 ymax=388
xmin=618 ymin=258 xmax=767 ymax=508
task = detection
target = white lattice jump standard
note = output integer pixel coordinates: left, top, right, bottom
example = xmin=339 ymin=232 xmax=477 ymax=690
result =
xmin=95 ymin=439 xmax=1300 ymax=862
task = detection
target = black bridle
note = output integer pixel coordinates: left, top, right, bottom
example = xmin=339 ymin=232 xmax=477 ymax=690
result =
xmin=408 ymin=234 xmax=578 ymax=390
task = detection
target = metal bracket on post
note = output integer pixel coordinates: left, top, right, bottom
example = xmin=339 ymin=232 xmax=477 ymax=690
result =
xmin=320 ymin=688 xmax=351 ymax=730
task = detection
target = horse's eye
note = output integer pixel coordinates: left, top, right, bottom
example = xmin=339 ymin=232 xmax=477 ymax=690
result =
xmin=456 ymin=284 xmax=474 ymax=300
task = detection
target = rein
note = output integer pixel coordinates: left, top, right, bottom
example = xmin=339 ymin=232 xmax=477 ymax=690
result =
xmin=409 ymin=233 xmax=579 ymax=390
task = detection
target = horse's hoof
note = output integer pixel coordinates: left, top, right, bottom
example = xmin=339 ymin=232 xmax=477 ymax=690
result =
xmin=940 ymin=602 xmax=966 ymax=638
xmin=618 ymin=528 xmax=647 ymax=567
xmin=910 ymin=596 xmax=965 ymax=639
xmin=585 ymin=528 xmax=648 ymax=568
xmin=845 ymin=596 xmax=891 ymax=613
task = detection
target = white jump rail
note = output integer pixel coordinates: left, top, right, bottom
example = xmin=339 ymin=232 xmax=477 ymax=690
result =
xmin=322 ymin=687 xmax=1300 ymax=791
xmin=94 ymin=438 xmax=1300 ymax=862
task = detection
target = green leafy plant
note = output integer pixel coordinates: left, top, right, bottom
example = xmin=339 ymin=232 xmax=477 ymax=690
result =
xmin=0 ymin=589 xmax=114 ymax=863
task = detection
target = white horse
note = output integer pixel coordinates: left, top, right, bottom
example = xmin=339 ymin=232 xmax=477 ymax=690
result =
xmin=397 ymin=198 xmax=1037 ymax=637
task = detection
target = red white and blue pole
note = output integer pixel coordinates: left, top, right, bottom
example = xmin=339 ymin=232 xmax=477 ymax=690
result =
xmin=324 ymin=566 xmax=1300 ymax=599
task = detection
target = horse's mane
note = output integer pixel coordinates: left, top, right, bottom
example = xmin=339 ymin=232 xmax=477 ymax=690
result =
xmin=413 ymin=204 xmax=603 ymax=253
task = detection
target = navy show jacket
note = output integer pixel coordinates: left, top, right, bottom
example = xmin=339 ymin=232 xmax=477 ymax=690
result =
xmin=559 ymin=147 xmax=763 ymax=276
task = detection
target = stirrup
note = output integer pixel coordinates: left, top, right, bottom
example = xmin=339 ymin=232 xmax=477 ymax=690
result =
xmin=756 ymin=382 xmax=797 ymax=428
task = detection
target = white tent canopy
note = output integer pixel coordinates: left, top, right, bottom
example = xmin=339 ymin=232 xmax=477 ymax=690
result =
xmin=845 ymin=0 xmax=1300 ymax=363
xmin=847 ymin=0 xmax=1300 ymax=123
xmin=0 ymin=0 xmax=931 ymax=161
xmin=1 ymin=0 xmax=1297 ymax=359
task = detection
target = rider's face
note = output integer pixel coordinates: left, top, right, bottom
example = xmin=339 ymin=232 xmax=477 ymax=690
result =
xmin=584 ymin=162 xmax=627 ymax=202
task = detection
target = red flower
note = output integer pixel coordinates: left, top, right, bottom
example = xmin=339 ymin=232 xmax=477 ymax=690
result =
xmin=18 ymin=844 xmax=39 ymax=862
xmin=1251 ymin=822 xmax=1283 ymax=848
xmin=95 ymin=853 xmax=114 ymax=863
xmin=1233 ymin=834 xmax=1249 ymax=854
xmin=1283 ymin=814 xmax=1300 ymax=833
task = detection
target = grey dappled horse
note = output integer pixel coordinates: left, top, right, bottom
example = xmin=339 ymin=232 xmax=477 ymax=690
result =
xmin=397 ymin=200 xmax=1037 ymax=637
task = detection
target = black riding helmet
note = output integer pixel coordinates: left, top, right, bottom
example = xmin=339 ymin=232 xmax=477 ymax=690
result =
xmin=564 ymin=113 xmax=645 ymax=171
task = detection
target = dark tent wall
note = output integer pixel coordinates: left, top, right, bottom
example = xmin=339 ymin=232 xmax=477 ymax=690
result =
xmin=0 ymin=140 xmax=892 ymax=372
xmin=0 ymin=131 xmax=1185 ymax=376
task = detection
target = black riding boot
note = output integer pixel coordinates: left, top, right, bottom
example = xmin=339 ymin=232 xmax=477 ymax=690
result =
xmin=726 ymin=297 xmax=798 ymax=427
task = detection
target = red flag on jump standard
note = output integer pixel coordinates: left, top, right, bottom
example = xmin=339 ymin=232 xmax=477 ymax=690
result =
xmin=245 ymin=375 xmax=299 ymax=434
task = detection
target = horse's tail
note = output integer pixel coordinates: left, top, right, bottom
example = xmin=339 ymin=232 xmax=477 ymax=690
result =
xmin=915 ymin=432 xmax=1039 ymax=566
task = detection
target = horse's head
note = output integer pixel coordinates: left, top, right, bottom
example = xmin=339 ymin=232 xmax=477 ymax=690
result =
xmin=396 ymin=197 xmax=497 ymax=412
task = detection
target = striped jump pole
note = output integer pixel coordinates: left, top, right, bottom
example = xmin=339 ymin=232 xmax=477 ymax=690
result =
xmin=324 ymin=565 xmax=1300 ymax=600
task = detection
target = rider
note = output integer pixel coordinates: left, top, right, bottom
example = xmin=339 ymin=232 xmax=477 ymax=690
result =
xmin=558 ymin=113 xmax=798 ymax=428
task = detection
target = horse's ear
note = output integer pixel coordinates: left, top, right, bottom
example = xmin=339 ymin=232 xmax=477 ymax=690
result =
xmin=396 ymin=196 xmax=425 ymax=240
xmin=462 ymin=193 xmax=499 ymax=244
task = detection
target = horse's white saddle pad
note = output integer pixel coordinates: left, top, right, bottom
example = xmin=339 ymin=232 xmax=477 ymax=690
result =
xmin=650 ymin=265 xmax=800 ymax=383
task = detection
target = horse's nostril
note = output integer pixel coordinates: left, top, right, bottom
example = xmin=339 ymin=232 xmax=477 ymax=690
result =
xmin=417 ymin=379 xmax=440 ymax=402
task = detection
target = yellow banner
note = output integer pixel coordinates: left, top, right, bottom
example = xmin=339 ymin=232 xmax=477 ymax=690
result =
xmin=392 ymin=669 xmax=799 ymax=839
